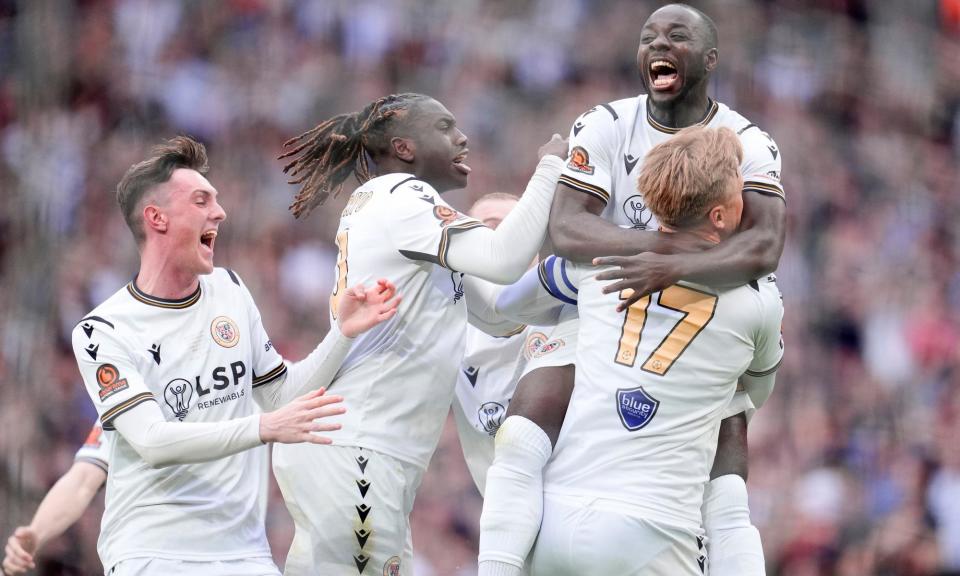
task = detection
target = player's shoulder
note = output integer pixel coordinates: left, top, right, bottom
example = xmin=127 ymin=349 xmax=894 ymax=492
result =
xmin=368 ymin=173 xmax=438 ymax=197
xmin=714 ymin=102 xmax=780 ymax=159
xmin=573 ymin=96 xmax=637 ymax=132
xmin=72 ymin=283 xmax=133 ymax=338
xmin=208 ymin=267 xmax=245 ymax=290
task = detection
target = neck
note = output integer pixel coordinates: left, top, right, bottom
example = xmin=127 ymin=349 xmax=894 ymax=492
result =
xmin=647 ymin=89 xmax=711 ymax=129
xmin=136 ymin=245 xmax=200 ymax=299
xmin=376 ymin=157 xmax=416 ymax=179
xmin=659 ymin=223 xmax=721 ymax=245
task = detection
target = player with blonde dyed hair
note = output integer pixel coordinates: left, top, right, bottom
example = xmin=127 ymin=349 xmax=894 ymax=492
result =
xmin=487 ymin=124 xmax=782 ymax=575
xmin=640 ymin=125 xmax=743 ymax=232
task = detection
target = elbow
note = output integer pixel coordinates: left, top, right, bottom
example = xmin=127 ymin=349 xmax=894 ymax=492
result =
xmin=548 ymin=221 xmax=579 ymax=259
xmin=485 ymin=260 xmax=528 ymax=285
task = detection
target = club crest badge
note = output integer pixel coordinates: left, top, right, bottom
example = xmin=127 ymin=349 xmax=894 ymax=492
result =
xmin=383 ymin=556 xmax=401 ymax=576
xmin=478 ymin=402 xmax=506 ymax=436
xmin=616 ymin=386 xmax=659 ymax=431
xmin=211 ymin=316 xmax=240 ymax=348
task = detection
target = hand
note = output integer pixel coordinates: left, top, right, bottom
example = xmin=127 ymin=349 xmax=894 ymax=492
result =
xmin=593 ymin=252 xmax=682 ymax=311
xmin=337 ymin=279 xmax=401 ymax=338
xmin=538 ymin=133 xmax=569 ymax=160
xmin=259 ymin=388 xmax=345 ymax=445
xmin=3 ymin=527 xmax=38 ymax=575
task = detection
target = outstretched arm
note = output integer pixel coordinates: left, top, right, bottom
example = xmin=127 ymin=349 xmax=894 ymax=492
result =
xmin=2 ymin=462 xmax=106 ymax=575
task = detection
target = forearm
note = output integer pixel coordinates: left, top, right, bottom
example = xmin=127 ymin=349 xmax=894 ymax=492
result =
xmin=446 ymin=156 xmax=564 ymax=284
xmin=549 ymin=208 xmax=660 ymax=262
xmin=739 ymin=372 xmax=777 ymax=412
xmin=113 ymin=402 xmax=262 ymax=468
xmin=494 ymin=262 xmax=564 ymax=325
xmin=28 ymin=463 xmax=104 ymax=547
xmin=673 ymin=224 xmax=782 ymax=287
xmin=254 ymin=326 xmax=353 ymax=410
xmin=464 ymin=276 xmax=527 ymax=337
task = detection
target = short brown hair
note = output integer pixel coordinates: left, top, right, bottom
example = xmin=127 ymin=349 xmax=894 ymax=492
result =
xmin=638 ymin=126 xmax=742 ymax=229
xmin=116 ymin=136 xmax=209 ymax=244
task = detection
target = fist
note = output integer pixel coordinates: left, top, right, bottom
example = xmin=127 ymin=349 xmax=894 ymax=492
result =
xmin=538 ymin=134 xmax=569 ymax=160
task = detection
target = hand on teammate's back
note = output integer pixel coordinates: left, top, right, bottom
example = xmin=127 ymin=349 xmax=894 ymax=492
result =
xmin=337 ymin=279 xmax=401 ymax=338
xmin=592 ymin=252 xmax=681 ymax=311
xmin=3 ymin=527 xmax=38 ymax=575
xmin=258 ymin=388 xmax=345 ymax=445
xmin=538 ymin=134 xmax=569 ymax=160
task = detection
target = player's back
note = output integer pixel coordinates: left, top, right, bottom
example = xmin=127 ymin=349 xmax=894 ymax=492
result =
xmin=544 ymin=266 xmax=783 ymax=531
xmin=317 ymin=173 xmax=479 ymax=469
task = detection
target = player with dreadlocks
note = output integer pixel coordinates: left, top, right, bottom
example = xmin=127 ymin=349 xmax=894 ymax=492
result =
xmin=272 ymin=93 xmax=568 ymax=575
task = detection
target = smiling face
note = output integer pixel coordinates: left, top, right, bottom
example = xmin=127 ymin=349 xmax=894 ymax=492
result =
xmin=147 ymin=168 xmax=226 ymax=276
xmin=637 ymin=4 xmax=717 ymax=106
xmin=406 ymin=98 xmax=471 ymax=193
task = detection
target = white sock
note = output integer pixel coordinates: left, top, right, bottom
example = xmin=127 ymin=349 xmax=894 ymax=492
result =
xmin=702 ymin=474 xmax=766 ymax=576
xmin=478 ymin=416 xmax=552 ymax=576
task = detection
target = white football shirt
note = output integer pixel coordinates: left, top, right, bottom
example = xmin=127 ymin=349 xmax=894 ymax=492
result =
xmin=288 ymin=173 xmax=486 ymax=470
xmin=539 ymin=258 xmax=784 ymax=531
xmin=560 ymin=95 xmax=784 ymax=228
xmin=71 ymin=268 xmax=283 ymax=568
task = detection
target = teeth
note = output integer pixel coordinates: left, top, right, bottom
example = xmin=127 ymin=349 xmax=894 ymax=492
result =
xmin=651 ymin=60 xmax=676 ymax=72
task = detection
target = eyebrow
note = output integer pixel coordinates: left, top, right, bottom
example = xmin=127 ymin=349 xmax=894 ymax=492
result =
xmin=193 ymin=189 xmax=218 ymax=199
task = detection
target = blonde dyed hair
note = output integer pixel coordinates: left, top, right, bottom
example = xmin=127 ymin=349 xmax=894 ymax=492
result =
xmin=638 ymin=126 xmax=743 ymax=229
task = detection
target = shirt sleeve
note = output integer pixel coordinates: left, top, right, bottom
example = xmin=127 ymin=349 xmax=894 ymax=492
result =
xmin=74 ymin=423 xmax=110 ymax=473
xmin=230 ymin=270 xmax=288 ymax=391
xmin=746 ymin=276 xmax=785 ymax=378
xmin=385 ymin=178 xmax=484 ymax=269
xmin=537 ymin=254 xmax=581 ymax=306
xmin=71 ymin=320 xmax=156 ymax=431
xmin=738 ymin=126 xmax=785 ymax=202
xmin=557 ymin=104 xmax=619 ymax=206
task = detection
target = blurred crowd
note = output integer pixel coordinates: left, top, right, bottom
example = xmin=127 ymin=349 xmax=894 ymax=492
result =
xmin=1 ymin=0 xmax=960 ymax=574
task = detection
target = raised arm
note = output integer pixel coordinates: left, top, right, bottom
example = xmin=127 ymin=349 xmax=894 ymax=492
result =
xmin=443 ymin=137 xmax=568 ymax=284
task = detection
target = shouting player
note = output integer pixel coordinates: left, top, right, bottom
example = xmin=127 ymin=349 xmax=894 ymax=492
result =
xmin=271 ymin=93 xmax=566 ymax=575
xmin=480 ymin=4 xmax=785 ymax=576
xmin=71 ymin=136 xmax=400 ymax=576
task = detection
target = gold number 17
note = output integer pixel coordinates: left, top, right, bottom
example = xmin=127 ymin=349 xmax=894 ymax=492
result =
xmin=615 ymin=285 xmax=718 ymax=375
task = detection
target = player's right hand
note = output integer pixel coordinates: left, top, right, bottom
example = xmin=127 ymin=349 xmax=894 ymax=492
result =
xmin=259 ymin=388 xmax=345 ymax=445
xmin=3 ymin=527 xmax=38 ymax=575
xmin=337 ymin=279 xmax=401 ymax=338
xmin=538 ymin=134 xmax=569 ymax=160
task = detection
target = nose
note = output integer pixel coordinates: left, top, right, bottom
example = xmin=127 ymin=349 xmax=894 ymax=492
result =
xmin=212 ymin=200 xmax=226 ymax=223
xmin=649 ymin=32 xmax=670 ymax=51
xmin=455 ymin=128 xmax=468 ymax=147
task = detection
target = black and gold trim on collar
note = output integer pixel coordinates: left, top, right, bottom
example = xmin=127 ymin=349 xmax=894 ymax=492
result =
xmin=646 ymin=99 xmax=719 ymax=134
xmin=127 ymin=281 xmax=202 ymax=309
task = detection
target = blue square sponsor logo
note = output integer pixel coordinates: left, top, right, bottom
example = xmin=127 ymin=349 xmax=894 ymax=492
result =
xmin=616 ymin=386 xmax=659 ymax=431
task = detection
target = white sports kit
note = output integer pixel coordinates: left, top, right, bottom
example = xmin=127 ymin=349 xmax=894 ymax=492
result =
xmin=527 ymin=96 xmax=785 ymax=575
xmin=72 ymin=269 xmax=284 ymax=575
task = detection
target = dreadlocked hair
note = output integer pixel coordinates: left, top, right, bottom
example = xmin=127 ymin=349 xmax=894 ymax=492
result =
xmin=280 ymin=93 xmax=431 ymax=219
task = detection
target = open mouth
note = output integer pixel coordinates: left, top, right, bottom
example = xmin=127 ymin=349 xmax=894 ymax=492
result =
xmin=650 ymin=59 xmax=679 ymax=90
xmin=200 ymin=230 xmax=217 ymax=253
xmin=452 ymin=150 xmax=471 ymax=176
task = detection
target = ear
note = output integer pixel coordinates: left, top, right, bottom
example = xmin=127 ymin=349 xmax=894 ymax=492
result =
xmin=707 ymin=204 xmax=726 ymax=231
xmin=143 ymin=204 xmax=168 ymax=234
xmin=704 ymin=48 xmax=718 ymax=73
xmin=390 ymin=137 xmax=416 ymax=164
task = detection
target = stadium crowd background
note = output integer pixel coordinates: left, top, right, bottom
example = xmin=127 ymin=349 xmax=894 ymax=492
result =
xmin=1 ymin=0 xmax=960 ymax=574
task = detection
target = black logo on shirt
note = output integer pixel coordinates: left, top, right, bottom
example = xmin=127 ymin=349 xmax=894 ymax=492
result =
xmin=452 ymin=273 xmax=465 ymax=303
xmin=573 ymin=121 xmax=585 ymax=136
xmin=767 ymin=144 xmax=778 ymax=160
xmin=163 ymin=378 xmax=194 ymax=421
xmin=624 ymin=154 xmax=639 ymax=174
xmin=463 ymin=366 xmax=480 ymax=387
xmin=478 ymin=401 xmax=506 ymax=436
xmin=148 ymin=343 xmax=161 ymax=365
xmin=85 ymin=343 xmax=99 ymax=360
xmin=82 ymin=323 xmax=94 ymax=338
xmin=622 ymin=195 xmax=653 ymax=229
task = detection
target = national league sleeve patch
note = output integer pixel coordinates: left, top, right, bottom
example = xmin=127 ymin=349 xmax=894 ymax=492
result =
xmin=96 ymin=363 xmax=129 ymax=401
xmin=567 ymin=146 xmax=595 ymax=175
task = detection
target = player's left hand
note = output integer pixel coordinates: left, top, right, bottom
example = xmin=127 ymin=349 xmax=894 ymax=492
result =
xmin=337 ymin=279 xmax=401 ymax=338
xmin=592 ymin=253 xmax=680 ymax=311
xmin=3 ymin=527 xmax=38 ymax=575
